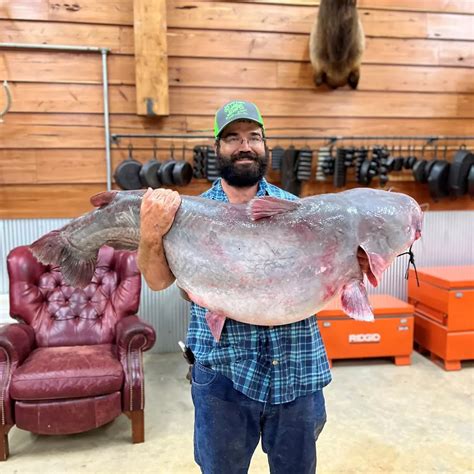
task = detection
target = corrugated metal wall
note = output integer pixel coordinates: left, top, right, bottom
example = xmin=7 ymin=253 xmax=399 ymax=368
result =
xmin=1 ymin=211 xmax=472 ymax=352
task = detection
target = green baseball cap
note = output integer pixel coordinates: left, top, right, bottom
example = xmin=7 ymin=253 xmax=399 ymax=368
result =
xmin=214 ymin=100 xmax=265 ymax=139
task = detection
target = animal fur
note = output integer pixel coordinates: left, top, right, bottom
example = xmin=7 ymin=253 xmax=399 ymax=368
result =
xmin=309 ymin=0 xmax=365 ymax=89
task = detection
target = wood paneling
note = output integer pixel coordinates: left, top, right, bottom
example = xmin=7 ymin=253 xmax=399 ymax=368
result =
xmin=166 ymin=2 xmax=474 ymax=40
xmin=2 ymin=180 xmax=472 ymax=219
xmin=0 ymin=184 xmax=105 ymax=218
xmin=2 ymin=21 xmax=472 ymax=67
xmin=0 ymin=51 xmax=134 ymax=84
xmin=275 ymin=63 xmax=474 ymax=93
xmin=0 ymin=0 xmax=473 ymax=217
xmin=2 ymin=2 xmax=473 ymax=40
xmin=173 ymin=88 xmax=474 ymax=118
xmin=3 ymin=52 xmax=472 ymax=93
xmin=6 ymin=83 xmax=473 ymax=117
xmin=2 ymin=114 xmax=473 ymax=149
xmin=237 ymin=1 xmax=474 ymax=14
xmin=1 ymin=0 xmax=133 ymax=26
xmin=0 ymin=20 xmax=127 ymax=53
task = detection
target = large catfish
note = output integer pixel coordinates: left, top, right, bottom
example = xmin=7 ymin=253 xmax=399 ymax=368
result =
xmin=30 ymin=188 xmax=423 ymax=340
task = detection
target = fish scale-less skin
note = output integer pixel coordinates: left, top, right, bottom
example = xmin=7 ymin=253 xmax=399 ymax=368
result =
xmin=30 ymin=188 xmax=422 ymax=326
xmin=164 ymin=188 xmax=422 ymax=326
xmin=65 ymin=195 xmax=142 ymax=255
xmin=165 ymin=195 xmax=357 ymax=325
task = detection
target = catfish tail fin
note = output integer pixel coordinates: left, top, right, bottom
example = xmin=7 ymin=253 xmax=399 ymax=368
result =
xmin=30 ymin=230 xmax=65 ymax=267
xmin=30 ymin=231 xmax=98 ymax=289
xmin=60 ymin=247 xmax=98 ymax=289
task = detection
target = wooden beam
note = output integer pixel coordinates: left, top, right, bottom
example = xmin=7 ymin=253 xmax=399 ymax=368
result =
xmin=133 ymin=0 xmax=169 ymax=116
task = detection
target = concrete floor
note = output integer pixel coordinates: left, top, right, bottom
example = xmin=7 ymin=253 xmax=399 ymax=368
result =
xmin=3 ymin=352 xmax=473 ymax=474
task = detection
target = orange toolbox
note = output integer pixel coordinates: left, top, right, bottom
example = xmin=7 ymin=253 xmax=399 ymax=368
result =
xmin=317 ymin=294 xmax=414 ymax=367
xmin=408 ymin=266 xmax=474 ymax=371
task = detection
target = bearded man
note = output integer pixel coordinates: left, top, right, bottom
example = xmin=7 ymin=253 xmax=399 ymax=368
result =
xmin=138 ymin=101 xmax=331 ymax=474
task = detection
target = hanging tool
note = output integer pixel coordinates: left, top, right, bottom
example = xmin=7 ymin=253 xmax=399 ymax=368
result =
xmin=281 ymin=146 xmax=301 ymax=195
xmin=333 ymin=147 xmax=347 ymax=188
xmin=271 ymin=146 xmax=285 ymax=171
xmin=114 ymin=144 xmax=143 ymax=190
xmin=206 ymin=147 xmax=220 ymax=182
xmin=172 ymin=146 xmax=193 ymax=186
xmin=158 ymin=145 xmax=177 ymax=185
xmin=139 ymin=143 xmax=162 ymax=189
xmin=448 ymin=146 xmax=474 ymax=197
xmin=0 ymin=80 xmax=12 ymax=123
xmin=296 ymin=147 xmax=313 ymax=181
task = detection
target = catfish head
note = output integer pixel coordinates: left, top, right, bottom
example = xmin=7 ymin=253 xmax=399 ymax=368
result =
xmin=356 ymin=190 xmax=423 ymax=287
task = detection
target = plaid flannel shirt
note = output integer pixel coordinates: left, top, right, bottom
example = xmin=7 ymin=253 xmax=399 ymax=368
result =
xmin=186 ymin=178 xmax=331 ymax=404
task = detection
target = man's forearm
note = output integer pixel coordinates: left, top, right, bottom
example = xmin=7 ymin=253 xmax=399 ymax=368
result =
xmin=137 ymin=241 xmax=176 ymax=291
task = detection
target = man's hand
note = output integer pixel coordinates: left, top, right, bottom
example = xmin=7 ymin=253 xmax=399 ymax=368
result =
xmin=138 ymin=188 xmax=181 ymax=291
xmin=140 ymin=188 xmax=181 ymax=246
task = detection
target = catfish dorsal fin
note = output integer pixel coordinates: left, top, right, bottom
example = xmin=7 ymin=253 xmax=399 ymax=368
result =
xmin=90 ymin=191 xmax=118 ymax=208
xmin=248 ymin=196 xmax=300 ymax=221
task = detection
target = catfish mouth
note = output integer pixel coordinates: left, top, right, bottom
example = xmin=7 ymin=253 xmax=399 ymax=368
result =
xmin=358 ymin=246 xmax=384 ymax=288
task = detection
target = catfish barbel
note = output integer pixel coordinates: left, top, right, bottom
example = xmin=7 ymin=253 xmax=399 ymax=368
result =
xmin=30 ymin=188 xmax=423 ymax=340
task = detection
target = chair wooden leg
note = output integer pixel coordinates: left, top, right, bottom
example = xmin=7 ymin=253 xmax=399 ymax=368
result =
xmin=125 ymin=410 xmax=144 ymax=444
xmin=0 ymin=425 xmax=12 ymax=461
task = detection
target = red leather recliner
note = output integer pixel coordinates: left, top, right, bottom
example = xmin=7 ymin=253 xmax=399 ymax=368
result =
xmin=0 ymin=245 xmax=156 ymax=461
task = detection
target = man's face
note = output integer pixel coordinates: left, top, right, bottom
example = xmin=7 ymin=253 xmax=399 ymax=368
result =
xmin=216 ymin=120 xmax=269 ymax=187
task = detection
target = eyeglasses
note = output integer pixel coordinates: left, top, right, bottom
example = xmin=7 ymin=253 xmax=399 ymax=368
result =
xmin=220 ymin=136 xmax=265 ymax=147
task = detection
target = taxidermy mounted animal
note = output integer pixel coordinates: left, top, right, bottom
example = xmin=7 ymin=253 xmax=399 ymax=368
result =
xmin=309 ymin=0 xmax=365 ymax=89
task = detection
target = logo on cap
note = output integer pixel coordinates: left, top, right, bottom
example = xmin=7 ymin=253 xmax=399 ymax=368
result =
xmin=223 ymin=101 xmax=249 ymax=121
xmin=214 ymin=100 xmax=264 ymax=138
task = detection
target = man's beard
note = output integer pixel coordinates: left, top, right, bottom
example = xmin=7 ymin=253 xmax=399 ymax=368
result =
xmin=216 ymin=145 xmax=269 ymax=188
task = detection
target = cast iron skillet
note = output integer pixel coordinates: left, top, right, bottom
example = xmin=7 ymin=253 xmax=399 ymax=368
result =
xmin=172 ymin=160 xmax=193 ymax=186
xmin=449 ymin=148 xmax=474 ymax=197
xmin=140 ymin=159 xmax=162 ymax=188
xmin=158 ymin=160 xmax=176 ymax=186
xmin=114 ymin=145 xmax=143 ymax=190
xmin=427 ymin=160 xmax=450 ymax=200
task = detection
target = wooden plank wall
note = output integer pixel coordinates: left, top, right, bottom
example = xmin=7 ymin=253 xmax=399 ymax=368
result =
xmin=0 ymin=0 xmax=473 ymax=217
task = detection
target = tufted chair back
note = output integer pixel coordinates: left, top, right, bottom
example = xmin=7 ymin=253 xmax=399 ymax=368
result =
xmin=7 ymin=245 xmax=141 ymax=347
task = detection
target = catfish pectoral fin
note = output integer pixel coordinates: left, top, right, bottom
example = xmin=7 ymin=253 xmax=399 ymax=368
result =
xmin=340 ymin=280 xmax=374 ymax=322
xmin=205 ymin=311 xmax=227 ymax=342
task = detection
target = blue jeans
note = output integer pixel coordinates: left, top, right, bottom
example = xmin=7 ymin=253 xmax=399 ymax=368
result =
xmin=191 ymin=362 xmax=327 ymax=474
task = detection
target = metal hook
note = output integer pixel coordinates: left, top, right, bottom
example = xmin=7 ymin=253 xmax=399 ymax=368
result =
xmin=0 ymin=80 xmax=13 ymax=123
xmin=127 ymin=143 xmax=134 ymax=159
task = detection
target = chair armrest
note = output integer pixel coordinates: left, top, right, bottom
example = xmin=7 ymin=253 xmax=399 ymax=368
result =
xmin=115 ymin=316 xmax=156 ymax=412
xmin=0 ymin=324 xmax=35 ymax=425
xmin=116 ymin=316 xmax=156 ymax=353
xmin=0 ymin=324 xmax=35 ymax=365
